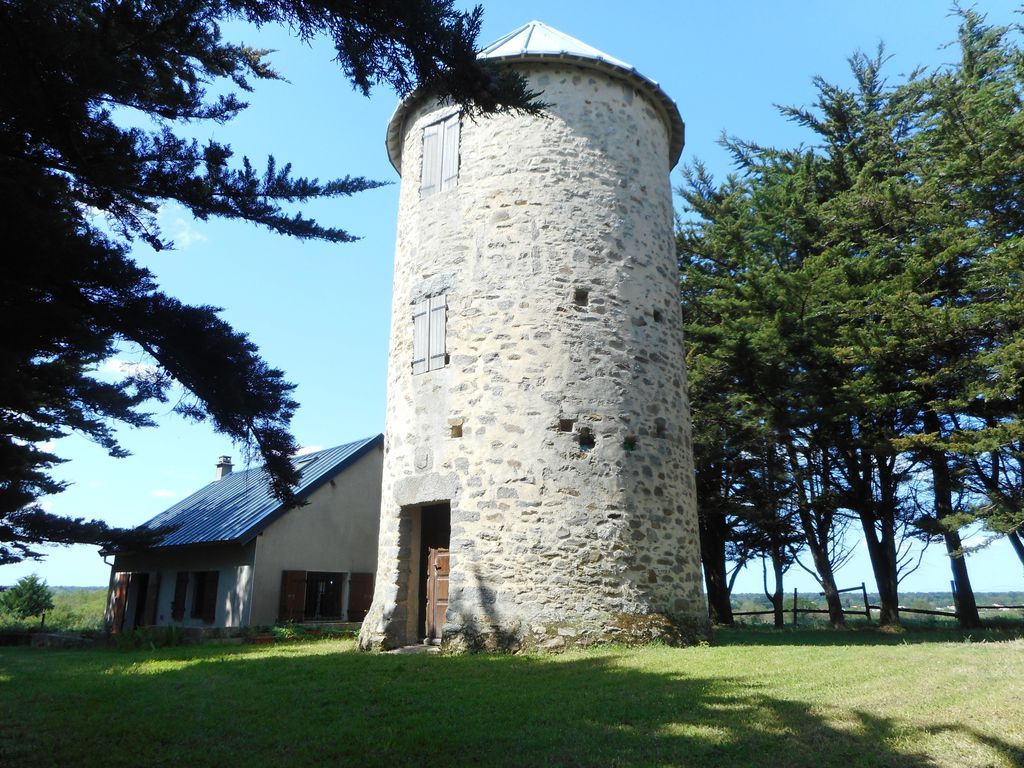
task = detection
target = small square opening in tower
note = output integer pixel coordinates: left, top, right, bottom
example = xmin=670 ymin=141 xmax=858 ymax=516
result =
xmin=623 ymin=436 xmax=637 ymax=452
xmin=573 ymin=288 xmax=590 ymax=306
xmin=655 ymin=418 xmax=667 ymax=438
xmin=577 ymin=427 xmax=595 ymax=452
xmin=558 ymin=418 xmax=575 ymax=432
xmin=451 ymin=424 xmax=463 ymax=438
xmin=652 ymin=308 xmax=664 ymax=323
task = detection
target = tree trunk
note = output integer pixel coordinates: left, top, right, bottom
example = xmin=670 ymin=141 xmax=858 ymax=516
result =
xmin=1008 ymin=530 xmax=1024 ymax=570
xmin=874 ymin=455 xmax=902 ymax=625
xmin=807 ymin=541 xmax=845 ymax=627
xmin=923 ymin=410 xmax=981 ymax=629
xmin=826 ymin=590 xmax=845 ymax=626
xmin=944 ymin=526 xmax=981 ymax=628
xmin=843 ymin=444 xmax=901 ymax=626
xmin=860 ymin=521 xmax=900 ymax=625
xmin=703 ymin=566 xmax=735 ymax=625
xmin=838 ymin=429 xmax=902 ymax=625
xmin=783 ymin=441 xmax=846 ymax=627
xmin=785 ymin=443 xmax=845 ymax=627
xmin=764 ymin=551 xmax=785 ymax=628
xmin=698 ymin=508 xmax=734 ymax=624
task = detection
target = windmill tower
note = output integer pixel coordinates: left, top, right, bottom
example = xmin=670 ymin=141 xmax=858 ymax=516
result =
xmin=359 ymin=21 xmax=706 ymax=651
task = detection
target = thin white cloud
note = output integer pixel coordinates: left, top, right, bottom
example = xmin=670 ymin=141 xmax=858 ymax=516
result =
xmin=151 ymin=489 xmax=176 ymax=498
xmin=103 ymin=358 xmax=160 ymax=377
xmin=169 ymin=217 xmax=207 ymax=249
xmin=154 ymin=204 xmax=208 ymax=250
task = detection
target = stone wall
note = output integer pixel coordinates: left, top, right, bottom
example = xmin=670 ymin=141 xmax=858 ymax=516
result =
xmin=359 ymin=61 xmax=707 ymax=651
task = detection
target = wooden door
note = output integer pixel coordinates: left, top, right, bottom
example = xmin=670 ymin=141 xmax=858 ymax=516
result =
xmin=425 ymin=548 xmax=449 ymax=642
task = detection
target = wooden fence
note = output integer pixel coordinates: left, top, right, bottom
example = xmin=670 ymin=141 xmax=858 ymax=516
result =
xmin=730 ymin=582 xmax=1024 ymax=625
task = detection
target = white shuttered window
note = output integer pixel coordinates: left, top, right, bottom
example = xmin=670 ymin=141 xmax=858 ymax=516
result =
xmin=420 ymin=113 xmax=460 ymax=197
xmin=412 ymin=294 xmax=447 ymax=374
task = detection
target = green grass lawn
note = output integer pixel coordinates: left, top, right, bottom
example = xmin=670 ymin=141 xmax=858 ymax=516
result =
xmin=2 ymin=627 xmax=1022 ymax=768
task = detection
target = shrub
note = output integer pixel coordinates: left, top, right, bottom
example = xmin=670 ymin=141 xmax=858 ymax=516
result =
xmin=0 ymin=575 xmax=54 ymax=625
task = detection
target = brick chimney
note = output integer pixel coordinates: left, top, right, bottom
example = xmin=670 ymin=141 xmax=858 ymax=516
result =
xmin=215 ymin=455 xmax=233 ymax=480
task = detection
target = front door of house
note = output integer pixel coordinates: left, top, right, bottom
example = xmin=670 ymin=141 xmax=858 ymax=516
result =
xmin=425 ymin=547 xmax=449 ymax=643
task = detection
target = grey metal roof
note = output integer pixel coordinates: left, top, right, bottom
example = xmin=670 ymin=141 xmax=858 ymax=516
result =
xmin=386 ymin=20 xmax=685 ymax=172
xmin=477 ymin=20 xmax=632 ymax=70
xmin=128 ymin=435 xmax=382 ymax=550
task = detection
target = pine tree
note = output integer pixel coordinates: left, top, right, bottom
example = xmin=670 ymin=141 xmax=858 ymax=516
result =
xmin=913 ymin=10 xmax=1024 ymax=572
xmin=0 ymin=574 xmax=55 ymax=623
xmin=0 ymin=0 xmax=539 ymax=564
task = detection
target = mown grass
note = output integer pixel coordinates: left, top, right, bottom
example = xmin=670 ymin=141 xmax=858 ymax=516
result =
xmin=1 ymin=626 xmax=1022 ymax=768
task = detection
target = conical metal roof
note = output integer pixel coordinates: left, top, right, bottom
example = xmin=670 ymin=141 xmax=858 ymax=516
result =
xmin=477 ymin=20 xmax=633 ymax=70
xmin=385 ymin=20 xmax=685 ymax=171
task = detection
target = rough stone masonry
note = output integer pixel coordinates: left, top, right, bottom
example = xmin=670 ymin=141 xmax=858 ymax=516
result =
xmin=359 ymin=23 xmax=708 ymax=651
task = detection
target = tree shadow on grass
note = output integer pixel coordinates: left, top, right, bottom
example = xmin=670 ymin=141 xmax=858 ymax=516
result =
xmin=2 ymin=642 xmax=1021 ymax=768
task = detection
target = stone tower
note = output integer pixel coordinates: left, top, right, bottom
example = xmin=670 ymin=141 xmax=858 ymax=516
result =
xmin=359 ymin=21 xmax=706 ymax=651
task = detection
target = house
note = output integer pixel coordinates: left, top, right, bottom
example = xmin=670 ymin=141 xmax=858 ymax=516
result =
xmin=104 ymin=435 xmax=383 ymax=633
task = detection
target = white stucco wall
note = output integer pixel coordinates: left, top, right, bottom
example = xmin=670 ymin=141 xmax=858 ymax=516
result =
xmin=110 ymin=541 xmax=254 ymax=629
xmin=247 ymin=445 xmax=383 ymax=625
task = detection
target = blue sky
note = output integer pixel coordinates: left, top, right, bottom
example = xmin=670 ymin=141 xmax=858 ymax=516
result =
xmin=9 ymin=1 xmax=1023 ymax=596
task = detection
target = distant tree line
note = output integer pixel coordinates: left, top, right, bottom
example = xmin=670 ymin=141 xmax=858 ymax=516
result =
xmin=679 ymin=8 xmax=1024 ymax=629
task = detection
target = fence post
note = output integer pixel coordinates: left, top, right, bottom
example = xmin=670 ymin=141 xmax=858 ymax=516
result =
xmin=792 ymin=588 xmax=798 ymax=627
xmin=862 ymin=582 xmax=870 ymax=622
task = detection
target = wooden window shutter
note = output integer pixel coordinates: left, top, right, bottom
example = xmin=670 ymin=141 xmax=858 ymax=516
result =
xmin=143 ymin=572 xmax=161 ymax=626
xmin=347 ymin=573 xmax=375 ymax=622
xmin=440 ymin=114 xmax=460 ymax=192
xmin=420 ymin=122 xmax=441 ymax=197
xmin=412 ymin=299 xmax=429 ymax=374
xmin=110 ymin=572 xmax=129 ymax=634
xmin=413 ymin=294 xmax=448 ymax=375
xmin=428 ymin=295 xmax=447 ymax=371
xmin=201 ymin=570 xmax=219 ymax=624
xmin=279 ymin=570 xmax=307 ymax=623
xmin=171 ymin=571 xmax=188 ymax=621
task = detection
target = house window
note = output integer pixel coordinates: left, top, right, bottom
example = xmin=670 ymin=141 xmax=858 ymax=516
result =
xmin=420 ymin=113 xmax=460 ymax=197
xmin=190 ymin=570 xmax=219 ymax=624
xmin=304 ymin=572 xmax=345 ymax=620
xmin=412 ymin=294 xmax=448 ymax=374
xmin=278 ymin=570 xmax=374 ymax=622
